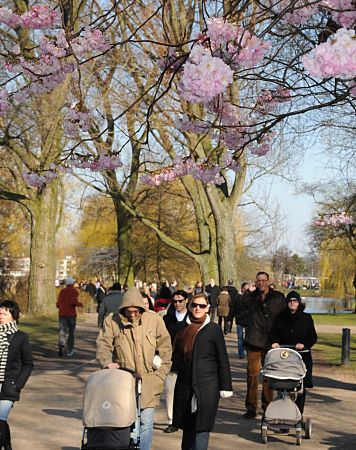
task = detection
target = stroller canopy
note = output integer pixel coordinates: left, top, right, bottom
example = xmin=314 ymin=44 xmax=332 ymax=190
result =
xmin=83 ymin=369 xmax=137 ymax=428
xmin=262 ymin=348 xmax=307 ymax=381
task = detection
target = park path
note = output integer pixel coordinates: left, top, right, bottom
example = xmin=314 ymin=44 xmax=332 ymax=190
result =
xmin=8 ymin=313 xmax=356 ymax=450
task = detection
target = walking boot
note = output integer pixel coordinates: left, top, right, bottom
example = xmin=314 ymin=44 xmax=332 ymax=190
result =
xmin=4 ymin=421 xmax=12 ymax=450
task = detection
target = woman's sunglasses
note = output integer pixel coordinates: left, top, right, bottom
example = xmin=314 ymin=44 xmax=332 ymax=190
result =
xmin=173 ymin=299 xmax=184 ymax=304
xmin=191 ymin=302 xmax=208 ymax=309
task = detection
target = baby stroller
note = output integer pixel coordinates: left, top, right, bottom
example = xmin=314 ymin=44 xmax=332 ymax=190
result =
xmin=81 ymin=368 xmax=142 ymax=450
xmin=261 ymin=347 xmax=312 ymax=445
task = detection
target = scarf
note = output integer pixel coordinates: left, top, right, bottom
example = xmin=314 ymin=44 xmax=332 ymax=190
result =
xmin=0 ymin=321 xmax=18 ymax=382
xmin=174 ymin=314 xmax=206 ymax=361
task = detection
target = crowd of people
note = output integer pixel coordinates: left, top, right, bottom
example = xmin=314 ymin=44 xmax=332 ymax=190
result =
xmin=0 ymin=271 xmax=318 ymax=450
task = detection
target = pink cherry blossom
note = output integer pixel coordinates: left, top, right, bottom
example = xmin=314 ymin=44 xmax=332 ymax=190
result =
xmin=178 ymin=45 xmax=233 ymax=103
xmin=314 ymin=212 xmax=354 ymax=226
xmin=302 ymin=28 xmax=356 ymax=79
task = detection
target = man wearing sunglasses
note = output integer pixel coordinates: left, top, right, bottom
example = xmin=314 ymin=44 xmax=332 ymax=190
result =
xmin=162 ymin=290 xmax=189 ymax=433
xmin=236 ymin=271 xmax=285 ymax=420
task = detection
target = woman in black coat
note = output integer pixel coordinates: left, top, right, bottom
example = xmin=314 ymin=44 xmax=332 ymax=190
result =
xmin=172 ymin=293 xmax=233 ymax=450
xmin=269 ymin=291 xmax=317 ymax=414
xmin=0 ymin=300 xmax=33 ymax=449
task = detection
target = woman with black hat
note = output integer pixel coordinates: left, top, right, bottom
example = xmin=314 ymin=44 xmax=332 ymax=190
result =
xmin=269 ymin=290 xmax=317 ymax=415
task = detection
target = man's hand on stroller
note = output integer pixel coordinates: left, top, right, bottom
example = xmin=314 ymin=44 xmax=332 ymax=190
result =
xmin=107 ymin=363 xmax=120 ymax=369
xmin=295 ymin=343 xmax=305 ymax=350
xmin=271 ymin=343 xmax=280 ymax=348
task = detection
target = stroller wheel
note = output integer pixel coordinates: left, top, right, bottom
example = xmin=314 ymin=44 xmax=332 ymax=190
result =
xmin=261 ymin=427 xmax=268 ymax=444
xmin=296 ymin=430 xmax=302 ymax=446
xmin=304 ymin=418 xmax=312 ymax=439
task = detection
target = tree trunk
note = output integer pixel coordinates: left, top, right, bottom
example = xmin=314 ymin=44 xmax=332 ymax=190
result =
xmin=113 ymin=199 xmax=135 ymax=287
xmin=28 ymin=183 xmax=60 ymax=314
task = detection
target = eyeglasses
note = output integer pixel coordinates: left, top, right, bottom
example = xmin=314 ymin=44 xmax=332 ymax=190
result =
xmin=191 ymin=303 xmax=208 ymax=309
xmin=173 ymin=299 xmax=184 ymax=304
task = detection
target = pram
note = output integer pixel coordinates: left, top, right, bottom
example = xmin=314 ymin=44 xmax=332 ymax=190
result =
xmin=81 ymin=368 xmax=142 ymax=450
xmin=260 ymin=347 xmax=312 ymax=446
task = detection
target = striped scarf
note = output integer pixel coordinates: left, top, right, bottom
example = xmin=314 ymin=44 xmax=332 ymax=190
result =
xmin=0 ymin=321 xmax=18 ymax=382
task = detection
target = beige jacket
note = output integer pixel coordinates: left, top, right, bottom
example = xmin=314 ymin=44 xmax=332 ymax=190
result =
xmin=96 ymin=287 xmax=172 ymax=408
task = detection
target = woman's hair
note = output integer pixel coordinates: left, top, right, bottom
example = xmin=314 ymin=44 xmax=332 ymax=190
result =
xmin=190 ymin=293 xmax=209 ymax=305
xmin=0 ymin=300 xmax=20 ymax=321
xmin=157 ymin=286 xmax=172 ymax=299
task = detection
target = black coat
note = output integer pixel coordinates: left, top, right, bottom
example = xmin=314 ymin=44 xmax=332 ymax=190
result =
xmin=163 ymin=305 xmax=188 ymax=344
xmin=269 ymin=308 xmax=318 ymax=388
xmin=205 ymin=285 xmax=220 ymax=308
xmin=236 ymin=289 xmax=285 ymax=349
xmin=172 ymin=320 xmax=232 ymax=432
xmin=0 ymin=331 xmax=34 ymax=401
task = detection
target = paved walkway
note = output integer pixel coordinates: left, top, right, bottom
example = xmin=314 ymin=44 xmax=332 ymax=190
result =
xmin=9 ymin=314 xmax=356 ymax=449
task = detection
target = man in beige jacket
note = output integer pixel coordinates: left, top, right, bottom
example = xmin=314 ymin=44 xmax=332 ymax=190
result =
xmin=96 ymin=287 xmax=172 ymax=450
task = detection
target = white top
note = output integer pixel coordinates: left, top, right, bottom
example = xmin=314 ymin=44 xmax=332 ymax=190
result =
xmin=175 ymin=310 xmax=187 ymax=322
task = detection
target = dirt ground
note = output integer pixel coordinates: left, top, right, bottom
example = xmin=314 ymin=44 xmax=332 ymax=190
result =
xmin=9 ymin=313 xmax=356 ymax=450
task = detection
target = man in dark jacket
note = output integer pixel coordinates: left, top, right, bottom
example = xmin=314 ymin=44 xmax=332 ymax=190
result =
xmin=163 ymin=290 xmax=188 ymax=433
xmin=225 ymin=279 xmax=239 ymax=333
xmin=205 ymin=279 xmax=220 ymax=322
xmin=236 ymin=271 xmax=285 ymax=419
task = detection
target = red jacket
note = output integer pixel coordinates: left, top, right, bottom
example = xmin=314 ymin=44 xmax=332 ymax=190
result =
xmin=56 ymin=285 xmax=83 ymax=317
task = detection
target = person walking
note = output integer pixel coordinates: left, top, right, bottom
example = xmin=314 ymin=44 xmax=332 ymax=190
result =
xmin=172 ymin=293 xmax=233 ymax=450
xmin=0 ymin=300 xmax=33 ymax=450
xmin=225 ymin=279 xmax=239 ymax=333
xmin=97 ymin=282 xmax=123 ymax=328
xmin=56 ymin=276 xmax=83 ymax=357
xmin=162 ymin=290 xmax=189 ymax=433
xmin=96 ymin=288 xmax=172 ymax=450
xmin=204 ymin=279 xmax=220 ymax=322
xmin=236 ymin=271 xmax=285 ymax=419
xmin=216 ymin=287 xmax=230 ymax=335
xmin=270 ymin=290 xmax=318 ymax=414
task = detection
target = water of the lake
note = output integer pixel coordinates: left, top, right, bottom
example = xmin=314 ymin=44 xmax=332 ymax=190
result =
xmin=303 ymin=297 xmax=354 ymax=314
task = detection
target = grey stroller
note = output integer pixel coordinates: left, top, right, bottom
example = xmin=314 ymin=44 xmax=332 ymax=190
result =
xmin=261 ymin=347 xmax=312 ymax=445
xmin=81 ymin=368 xmax=142 ymax=449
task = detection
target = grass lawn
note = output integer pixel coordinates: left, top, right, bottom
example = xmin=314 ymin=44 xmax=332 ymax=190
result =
xmin=312 ymin=313 xmax=356 ymax=326
xmin=315 ymin=332 xmax=356 ymax=372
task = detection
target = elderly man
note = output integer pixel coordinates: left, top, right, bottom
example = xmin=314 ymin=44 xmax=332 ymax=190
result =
xmin=236 ymin=272 xmax=285 ymax=419
xmin=96 ymin=287 xmax=172 ymax=450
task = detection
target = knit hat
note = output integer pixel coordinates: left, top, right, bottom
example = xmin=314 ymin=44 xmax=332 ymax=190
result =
xmin=65 ymin=276 xmax=75 ymax=286
xmin=286 ymin=290 xmax=301 ymax=303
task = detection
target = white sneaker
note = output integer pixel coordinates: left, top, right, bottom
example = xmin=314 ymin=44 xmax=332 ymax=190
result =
xmin=67 ymin=351 xmax=75 ymax=356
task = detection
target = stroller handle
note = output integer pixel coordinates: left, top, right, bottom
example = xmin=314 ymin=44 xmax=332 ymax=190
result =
xmin=278 ymin=345 xmax=310 ymax=353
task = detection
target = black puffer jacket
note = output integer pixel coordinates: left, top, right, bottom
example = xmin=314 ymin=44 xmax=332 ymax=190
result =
xmin=269 ymin=308 xmax=317 ymax=387
xmin=236 ymin=289 xmax=285 ymax=350
xmin=0 ymin=331 xmax=33 ymax=401
xmin=172 ymin=319 xmax=232 ymax=432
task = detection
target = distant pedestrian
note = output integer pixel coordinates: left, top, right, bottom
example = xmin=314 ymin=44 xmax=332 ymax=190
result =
xmin=236 ymin=271 xmax=285 ymax=419
xmin=205 ymin=279 xmax=220 ymax=322
xmin=97 ymin=282 xmax=123 ymax=328
xmin=217 ymin=287 xmax=230 ymax=334
xmin=56 ymin=276 xmax=83 ymax=357
xmin=0 ymin=300 xmax=33 ymax=450
xmin=225 ymin=279 xmax=239 ymax=333
xmin=95 ymin=280 xmax=106 ymax=312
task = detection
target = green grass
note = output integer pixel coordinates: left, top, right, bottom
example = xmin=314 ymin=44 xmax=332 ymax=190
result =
xmin=315 ymin=332 xmax=356 ymax=372
xmin=312 ymin=313 xmax=356 ymax=326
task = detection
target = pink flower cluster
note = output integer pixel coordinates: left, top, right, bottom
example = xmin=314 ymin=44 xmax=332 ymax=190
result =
xmin=302 ymin=28 xmax=356 ymax=79
xmin=314 ymin=212 xmax=354 ymax=226
xmin=0 ymin=5 xmax=59 ymax=29
xmin=178 ymin=46 xmax=233 ymax=103
xmin=69 ymin=153 xmax=123 ymax=171
xmin=277 ymin=1 xmax=319 ymax=25
xmin=141 ymin=154 xmax=244 ymax=187
xmin=321 ymin=0 xmax=356 ymax=28
xmin=64 ymin=108 xmax=91 ymax=137
xmin=255 ymin=87 xmax=291 ymax=114
xmin=71 ymin=28 xmax=111 ymax=56
xmin=206 ymin=18 xmax=271 ymax=69
xmin=23 ymin=170 xmax=59 ymax=188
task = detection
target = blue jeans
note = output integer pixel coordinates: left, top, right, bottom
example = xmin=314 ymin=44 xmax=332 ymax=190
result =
xmin=58 ymin=316 xmax=77 ymax=353
xmin=140 ymin=407 xmax=155 ymax=450
xmin=237 ymin=324 xmax=245 ymax=358
xmin=0 ymin=400 xmax=13 ymax=420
